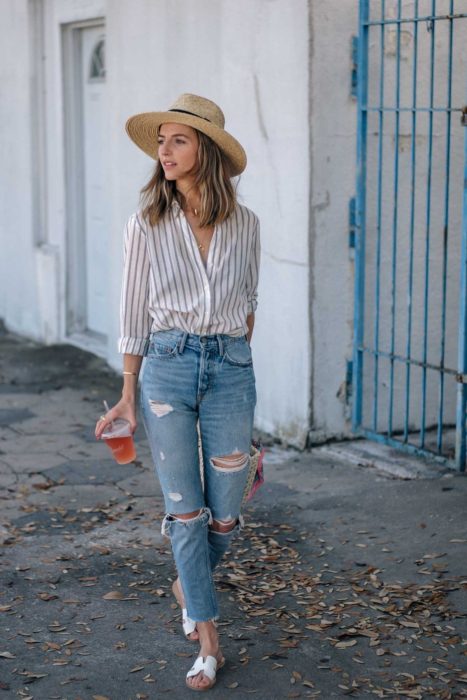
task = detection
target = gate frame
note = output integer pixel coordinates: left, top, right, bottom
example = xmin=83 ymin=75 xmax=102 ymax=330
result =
xmin=352 ymin=0 xmax=467 ymax=471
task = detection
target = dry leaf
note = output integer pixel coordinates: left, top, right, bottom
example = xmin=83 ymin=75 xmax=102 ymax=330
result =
xmin=102 ymin=591 xmax=125 ymax=600
xmin=37 ymin=592 xmax=59 ymax=601
xmin=335 ymin=639 xmax=358 ymax=649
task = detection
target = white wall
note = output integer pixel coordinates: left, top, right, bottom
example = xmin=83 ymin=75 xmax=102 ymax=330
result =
xmin=308 ymin=1 xmax=358 ymax=438
xmin=0 ymin=0 xmax=312 ymax=447
xmin=0 ymin=0 xmax=40 ymax=337
xmin=106 ymin=0 xmax=312 ymax=447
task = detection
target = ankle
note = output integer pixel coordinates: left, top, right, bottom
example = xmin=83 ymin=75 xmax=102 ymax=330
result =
xmin=197 ymin=621 xmax=218 ymax=646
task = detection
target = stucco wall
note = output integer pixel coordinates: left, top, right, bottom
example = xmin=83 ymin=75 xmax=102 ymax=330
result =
xmin=0 ymin=0 xmax=39 ymax=337
xmin=308 ymin=1 xmax=358 ymax=438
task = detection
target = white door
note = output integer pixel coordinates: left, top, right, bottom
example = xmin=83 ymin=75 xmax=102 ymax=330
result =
xmin=81 ymin=26 xmax=107 ymax=337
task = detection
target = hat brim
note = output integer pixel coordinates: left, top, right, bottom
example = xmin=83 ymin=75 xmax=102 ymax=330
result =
xmin=125 ymin=111 xmax=247 ymax=176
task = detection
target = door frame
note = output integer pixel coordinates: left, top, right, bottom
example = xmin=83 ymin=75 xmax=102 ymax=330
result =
xmin=61 ymin=18 xmax=106 ymax=351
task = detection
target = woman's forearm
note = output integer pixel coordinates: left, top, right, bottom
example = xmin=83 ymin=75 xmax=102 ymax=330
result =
xmin=122 ymin=354 xmax=144 ymax=402
xmin=246 ymin=313 xmax=255 ymax=343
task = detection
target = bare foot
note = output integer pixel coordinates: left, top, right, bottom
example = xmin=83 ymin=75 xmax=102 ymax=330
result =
xmin=172 ymin=578 xmax=199 ymax=641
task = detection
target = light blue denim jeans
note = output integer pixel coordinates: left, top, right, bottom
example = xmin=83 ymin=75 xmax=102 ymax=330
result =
xmin=140 ymin=330 xmax=256 ymax=621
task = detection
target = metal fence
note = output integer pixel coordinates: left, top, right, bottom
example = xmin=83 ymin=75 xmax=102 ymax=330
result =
xmin=352 ymin=0 xmax=467 ymax=470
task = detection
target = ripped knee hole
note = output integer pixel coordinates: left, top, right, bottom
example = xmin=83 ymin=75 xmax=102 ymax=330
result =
xmin=167 ymin=508 xmax=202 ymax=520
xmin=210 ymin=451 xmax=249 ymax=473
xmin=210 ymin=517 xmax=238 ymax=533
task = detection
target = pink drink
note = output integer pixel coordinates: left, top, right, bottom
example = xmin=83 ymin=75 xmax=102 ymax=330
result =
xmin=102 ymin=419 xmax=136 ymax=464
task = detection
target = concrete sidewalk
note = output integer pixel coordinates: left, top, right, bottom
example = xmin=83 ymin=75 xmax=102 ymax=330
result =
xmin=0 ymin=328 xmax=466 ymax=700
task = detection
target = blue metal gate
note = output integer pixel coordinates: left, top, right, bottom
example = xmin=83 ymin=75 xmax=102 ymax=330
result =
xmin=353 ymin=0 xmax=467 ymax=470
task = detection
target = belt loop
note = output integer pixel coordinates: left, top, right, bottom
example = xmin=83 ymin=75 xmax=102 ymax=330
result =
xmin=179 ymin=332 xmax=188 ymax=355
xmin=217 ymin=334 xmax=224 ymax=357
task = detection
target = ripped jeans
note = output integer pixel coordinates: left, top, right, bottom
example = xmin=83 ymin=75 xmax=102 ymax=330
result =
xmin=141 ymin=330 xmax=256 ymax=621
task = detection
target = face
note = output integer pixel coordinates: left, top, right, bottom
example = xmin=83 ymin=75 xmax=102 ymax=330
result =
xmin=157 ymin=123 xmax=199 ymax=183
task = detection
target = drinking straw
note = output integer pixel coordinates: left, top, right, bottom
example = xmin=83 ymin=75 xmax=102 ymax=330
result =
xmin=103 ymin=400 xmax=114 ymax=429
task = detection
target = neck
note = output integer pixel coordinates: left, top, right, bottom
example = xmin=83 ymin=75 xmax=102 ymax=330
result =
xmin=176 ymin=177 xmax=198 ymax=200
xmin=176 ymin=181 xmax=201 ymax=214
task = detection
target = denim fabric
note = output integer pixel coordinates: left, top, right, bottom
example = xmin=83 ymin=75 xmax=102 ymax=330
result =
xmin=140 ymin=330 xmax=256 ymax=621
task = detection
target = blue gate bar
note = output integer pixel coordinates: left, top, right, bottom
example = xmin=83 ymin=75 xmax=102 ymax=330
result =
xmin=372 ymin=0 xmax=385 ymax=433
xmin=403 ymin=0 xmax=419 ymax=443
xmin=360 ymin=347 xmax=458 ymax=376
xmin=420 ymin=0 xmax=437 ymax=450
xmin=456 ymin=105 xmax=467 ymax=471
xmin=387 ymin=0 xmax=402 ymax=438
xmin=456 ymin=107 xmax=467 ymax=471
xmin=437 ymin=3 xmax=455 ymax=453
xmin=366 ymin=13 xmax=467 ymax=26
xmin=365 ymin=107 xmax=464 ymax=114
xmin=352 ymin=0 xmax=369 ymax=433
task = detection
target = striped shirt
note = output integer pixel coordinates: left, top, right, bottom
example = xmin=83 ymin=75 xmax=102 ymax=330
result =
xmin=118 ymin=201 xmax=260 ymax=355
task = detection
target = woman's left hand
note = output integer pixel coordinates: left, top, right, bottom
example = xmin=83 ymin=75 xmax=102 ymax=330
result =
xmin=94 ymin=397 xmax=137 ymax=439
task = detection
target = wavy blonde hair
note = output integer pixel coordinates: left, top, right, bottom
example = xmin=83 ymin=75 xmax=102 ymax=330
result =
xmin=140 ymin=129 xmax=237 ymax=228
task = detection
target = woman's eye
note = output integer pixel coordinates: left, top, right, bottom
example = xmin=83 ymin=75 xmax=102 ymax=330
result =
xmin=176 ymin=139 xmax=186 ymax=145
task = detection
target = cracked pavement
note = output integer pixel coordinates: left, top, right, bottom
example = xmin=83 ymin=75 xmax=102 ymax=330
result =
xmin=0 ymin=327 xmax=466 ymax=699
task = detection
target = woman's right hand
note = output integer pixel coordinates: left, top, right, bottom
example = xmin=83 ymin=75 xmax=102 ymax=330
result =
xmin=95 ymin=397 xmax=137 ymax=439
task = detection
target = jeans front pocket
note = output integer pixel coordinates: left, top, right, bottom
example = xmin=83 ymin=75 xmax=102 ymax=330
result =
xmin=149 ymin=333 xmax=180 ymax=360
xmin=223 ymin=339 xmax=253 ymax=367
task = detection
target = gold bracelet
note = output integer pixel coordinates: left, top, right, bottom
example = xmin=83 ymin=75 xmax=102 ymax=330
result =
xmin=123 ymin=371 xmax=137 ymax=376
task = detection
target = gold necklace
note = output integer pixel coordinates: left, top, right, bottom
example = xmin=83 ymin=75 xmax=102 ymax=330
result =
xmin=194 ymin=228 xmax=212 ymax=253
xmin=184 ymin=202 xmax=199 ymax=217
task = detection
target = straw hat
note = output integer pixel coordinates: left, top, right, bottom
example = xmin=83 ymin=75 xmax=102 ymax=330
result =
xmin=125 ymin=94 xmax=247 ymax=176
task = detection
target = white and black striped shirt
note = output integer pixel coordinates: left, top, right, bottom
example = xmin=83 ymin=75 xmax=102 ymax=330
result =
xmin=118 ymin=201 xmax=260 ymax=355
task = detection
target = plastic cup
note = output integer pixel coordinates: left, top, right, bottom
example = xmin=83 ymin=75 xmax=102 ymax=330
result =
xmin=101 ymin=419 xmax=136 ymax=464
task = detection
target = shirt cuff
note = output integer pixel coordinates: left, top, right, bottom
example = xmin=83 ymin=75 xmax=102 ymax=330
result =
xmin=247 ymin=299 xmax=258 ymax=314
xmin=118 ymin=336 xmax=149 ymax=356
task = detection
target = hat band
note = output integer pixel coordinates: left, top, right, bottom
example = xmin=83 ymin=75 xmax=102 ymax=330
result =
xmin=168 ymin=108 xmax=211 ymax=123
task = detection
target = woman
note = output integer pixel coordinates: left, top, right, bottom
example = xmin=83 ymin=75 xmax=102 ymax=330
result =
xmin=95 ymin=94 xmax=260 ymax=691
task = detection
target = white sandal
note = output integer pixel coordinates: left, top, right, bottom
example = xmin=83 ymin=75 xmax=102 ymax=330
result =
xmin=182 ymin=608 xmax=197 ymax=639
xmin=186 ymin=654 xmax=225 ymax=692
xmin=172 ymin=580 xmax=198 ymax=640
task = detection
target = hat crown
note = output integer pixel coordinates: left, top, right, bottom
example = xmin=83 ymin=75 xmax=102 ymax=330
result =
xmin=169 ymin=94 xmax=225 ymax=129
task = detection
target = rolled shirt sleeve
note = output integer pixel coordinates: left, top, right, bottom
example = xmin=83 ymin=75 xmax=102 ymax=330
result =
xmin=118 ymin=214 xmax=152 ymax=355
xmin=245 ymin=218 xmax=260 ymax=314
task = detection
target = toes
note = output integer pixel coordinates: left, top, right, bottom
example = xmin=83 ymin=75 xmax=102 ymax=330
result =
xmin=188 ymin=672 xmax=207 ymax=689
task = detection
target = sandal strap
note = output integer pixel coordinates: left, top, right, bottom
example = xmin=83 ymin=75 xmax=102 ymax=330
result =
xmin=182 ymin=608 xmax=197 ymax=637
xmin=186 ymin=655 xmax=217 ymax=681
